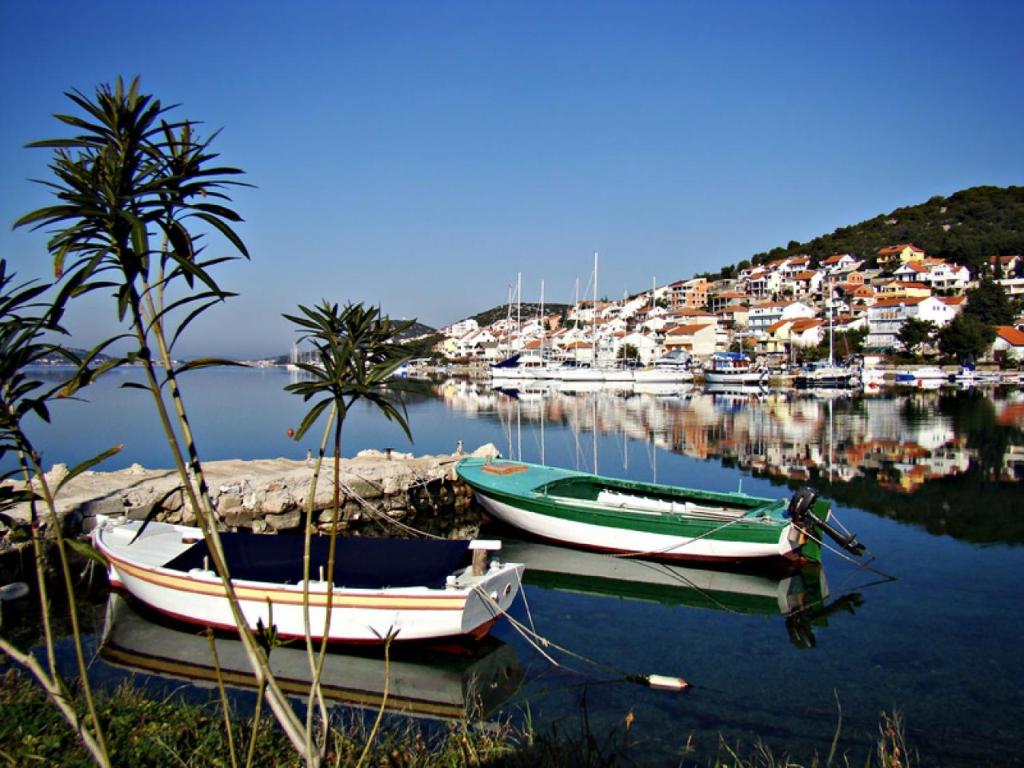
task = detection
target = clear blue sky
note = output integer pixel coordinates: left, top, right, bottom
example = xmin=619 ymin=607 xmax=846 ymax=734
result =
xmin=1 ymin=1 xmax=1022 ymax=357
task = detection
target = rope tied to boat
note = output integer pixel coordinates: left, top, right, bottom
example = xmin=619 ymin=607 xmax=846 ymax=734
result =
xmin=609 ymin=515 xmax=750 ymax=560
xmin=338 ymin=480 xmax=448 ymax=540
xmin=792 ymin=522 xmax=894 ymax=581
xmin=471 ymin=584 xmax=690 ymax=692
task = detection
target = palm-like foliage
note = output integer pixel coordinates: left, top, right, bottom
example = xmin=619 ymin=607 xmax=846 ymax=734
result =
xmin=284 ymin=301 xmax=413 ymax=759
xmin=15 ymin=76 xmax=248 ymax=325
xmin=14 ymin=77 xmax=317 ymax=763
xmin=0 ymin=260 xmax=121 ymax=767
xmin=284 ymin=301 xmax=414 ymax=444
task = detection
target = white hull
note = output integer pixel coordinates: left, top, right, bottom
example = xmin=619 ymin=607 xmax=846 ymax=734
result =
xmin=473 ymin=494 xmax=799 ymax=561
xmin=703 ymin=371 xmax=766 ymax=385
xmin=601 ymin=369 xmax=636 ymax=382
xmin=633 ymin=368 xmax=694 ymax=384
xmin=553 ymin=366 xmax=606 ymax=382
xmin=95 ymin=522 xmax=522 ymax=644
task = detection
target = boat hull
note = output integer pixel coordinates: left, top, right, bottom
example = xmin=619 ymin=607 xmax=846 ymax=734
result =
xmin=794 ymin=372 xmax=857 ymax=389
xmin=472 ymin=492 xmax=800 ymax=563
xmin=457 ymin=459 xmax=825 ymax=566
xmin=703 ymin=371 xmax=766 ymax=385
xmin=95 ymin=522 xmax=523 ymax=644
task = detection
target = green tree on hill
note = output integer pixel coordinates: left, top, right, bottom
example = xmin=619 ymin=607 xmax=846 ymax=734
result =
xmin=938 ymin=314 xmax=995 ymax=363
xmin=963 ymin=279 xmax=1014 ymax=326
xmin=898 ymin=318 xmax=938 ymax=358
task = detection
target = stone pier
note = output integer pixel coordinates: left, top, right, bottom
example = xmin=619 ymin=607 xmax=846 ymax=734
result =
xmin=0 ymin=444 xmax=500 ymax=555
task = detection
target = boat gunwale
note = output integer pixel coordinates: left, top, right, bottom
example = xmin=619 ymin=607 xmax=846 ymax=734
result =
xmin=95 ymin=523 xmax=514 ymax=601
xmin=458 ymin=459 xmax=796 ymax=540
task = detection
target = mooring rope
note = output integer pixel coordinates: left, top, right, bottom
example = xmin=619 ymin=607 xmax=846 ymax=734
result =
xmin=514 ymin=569 xmax=540 ymax=637
xmin=610 ymin=515 xmax=748 ymax=560
xmin=471 ymin=584 xmax=689 ymax=691
xmin=336 ymin=480 xmax=447 ymax=540
xmin=794 ymin=523 xmax=895 ymax=581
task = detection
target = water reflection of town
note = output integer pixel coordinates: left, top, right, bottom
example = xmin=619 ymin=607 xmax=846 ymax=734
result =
xmin=434 ymin=379 xmax=1024 ymax=492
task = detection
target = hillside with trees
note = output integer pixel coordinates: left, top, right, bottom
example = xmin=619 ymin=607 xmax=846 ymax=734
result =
xmin=470 ymin=302 xmax=572 ymax=328
xmin=733 ymin=185 xmax=1024 ymax=275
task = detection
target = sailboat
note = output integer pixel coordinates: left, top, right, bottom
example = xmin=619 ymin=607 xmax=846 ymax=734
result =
xmin=794 ymin=281 xmax=858 ymax=389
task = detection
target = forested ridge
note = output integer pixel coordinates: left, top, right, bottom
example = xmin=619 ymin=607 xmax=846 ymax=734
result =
xmin=737 ymin=185 xmax=1024 ymax=274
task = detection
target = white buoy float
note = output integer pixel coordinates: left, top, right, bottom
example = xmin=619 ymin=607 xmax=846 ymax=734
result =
xmin=627 ymin=673 xmax=690 ymax=691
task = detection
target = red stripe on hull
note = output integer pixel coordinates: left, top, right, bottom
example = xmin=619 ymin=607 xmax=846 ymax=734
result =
xmin=108 ymin=585 xmax=491 ymax=646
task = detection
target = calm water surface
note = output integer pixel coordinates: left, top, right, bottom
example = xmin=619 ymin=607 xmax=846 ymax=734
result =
xmin=7 ymin=368 xmax=1024 ymax=766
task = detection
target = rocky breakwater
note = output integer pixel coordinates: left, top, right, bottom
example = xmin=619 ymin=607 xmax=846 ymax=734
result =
xmin=0 ymin=444 xmax=500 ymax=581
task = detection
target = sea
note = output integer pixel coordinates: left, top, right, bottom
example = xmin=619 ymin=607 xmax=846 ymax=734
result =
xmin=4 ymin=366 xmax=1023 ymax=766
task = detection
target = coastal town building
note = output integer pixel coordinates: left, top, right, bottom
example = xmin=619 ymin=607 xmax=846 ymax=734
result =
xmin=865 ymin=296 xmax=960 ymax=350
xmin=663 ymin=323 xmax=717 ymax=356
xmin=877 ymin=243 xmax=926 ymax=268
xmin=991 ymin=325 xmax=1024 ymax=363
xmin=747 ymin=300 xmax=815 ymax=337
xmin=822 ymin=253 xmax=857 ymax=273
xmin=668 ymin=277 xmax=709 ymax=309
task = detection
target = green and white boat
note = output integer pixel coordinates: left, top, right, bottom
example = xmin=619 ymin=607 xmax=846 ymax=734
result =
xmin=457 ymin=458 xmax=864 ymax=567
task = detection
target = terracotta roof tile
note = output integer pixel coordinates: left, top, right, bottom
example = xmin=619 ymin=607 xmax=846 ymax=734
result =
xmin=666 ymin=323 xmax=713 ymax=336
xmin=996 ymin=325 xmax=1024 ymax=346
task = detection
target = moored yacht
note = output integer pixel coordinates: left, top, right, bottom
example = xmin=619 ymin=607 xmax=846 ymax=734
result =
xmin=702 ymin=352 xmax=768 ymax=386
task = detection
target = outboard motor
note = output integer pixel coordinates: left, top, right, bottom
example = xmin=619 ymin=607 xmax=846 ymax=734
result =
xmin=786 ymin=487 xmax=819 ymax=528
xmin=787 ymin=486 xmax=866 ymax=557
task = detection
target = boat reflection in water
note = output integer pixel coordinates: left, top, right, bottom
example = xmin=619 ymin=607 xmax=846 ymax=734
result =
xmin=99 ymin=595 xmax=524 ymax=721
xmin=498 ymin=537 xmax=861 ymax=649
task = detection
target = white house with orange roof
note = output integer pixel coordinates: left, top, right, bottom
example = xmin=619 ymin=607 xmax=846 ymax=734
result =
xmin=822 ymin=253 xmax=858 ymax=274
xmin=784 ymin=269 xmax=824 ymax=297
xmin=986 ymin=254 xmax=1021 ymax=277
xmin=748 ymin=300 xmax=815 ymax=337
xmin=776 ymin=255 xmax=812 ymax=277
xmin=743 ymin=267 xmax=783 ymax=299
xmin=716 ymin=302 xmax=749 ymax=329
xmin=663 ymin=322 xmax=717 ymax=357
xmin=865 ymin=296 xmax=960 ymax=350
xmin=991 ymin=325 xmax=1024 ymax=363
xmin=894 ymin=260 xmax=971 ymax=292
xmin=669 ymin=307 xmax=719 ymax=327
xmin=758 ymin=317 xmax=824 ymax=355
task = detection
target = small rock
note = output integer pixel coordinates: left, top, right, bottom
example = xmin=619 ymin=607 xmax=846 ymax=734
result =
xmin=265 ymin=509 xmax=301 ymax=531
xmin=218 ymin=495 xmax=242 ymax=512
xmin=222 ymin=508 xmax=254 ymax=528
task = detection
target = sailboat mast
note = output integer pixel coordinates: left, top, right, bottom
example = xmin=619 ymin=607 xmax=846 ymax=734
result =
xmin=593 ymin=251 xmax=599 ymax=365
xmin=540 ymin=279 xmax=545 ymax=361
xmin=505 ymin=284 xmax=513 ymax=357
xmin=828 ymin=277 xmax=835 ymax=366
xmin=517 ymin=271 xmax=522 ymax=339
